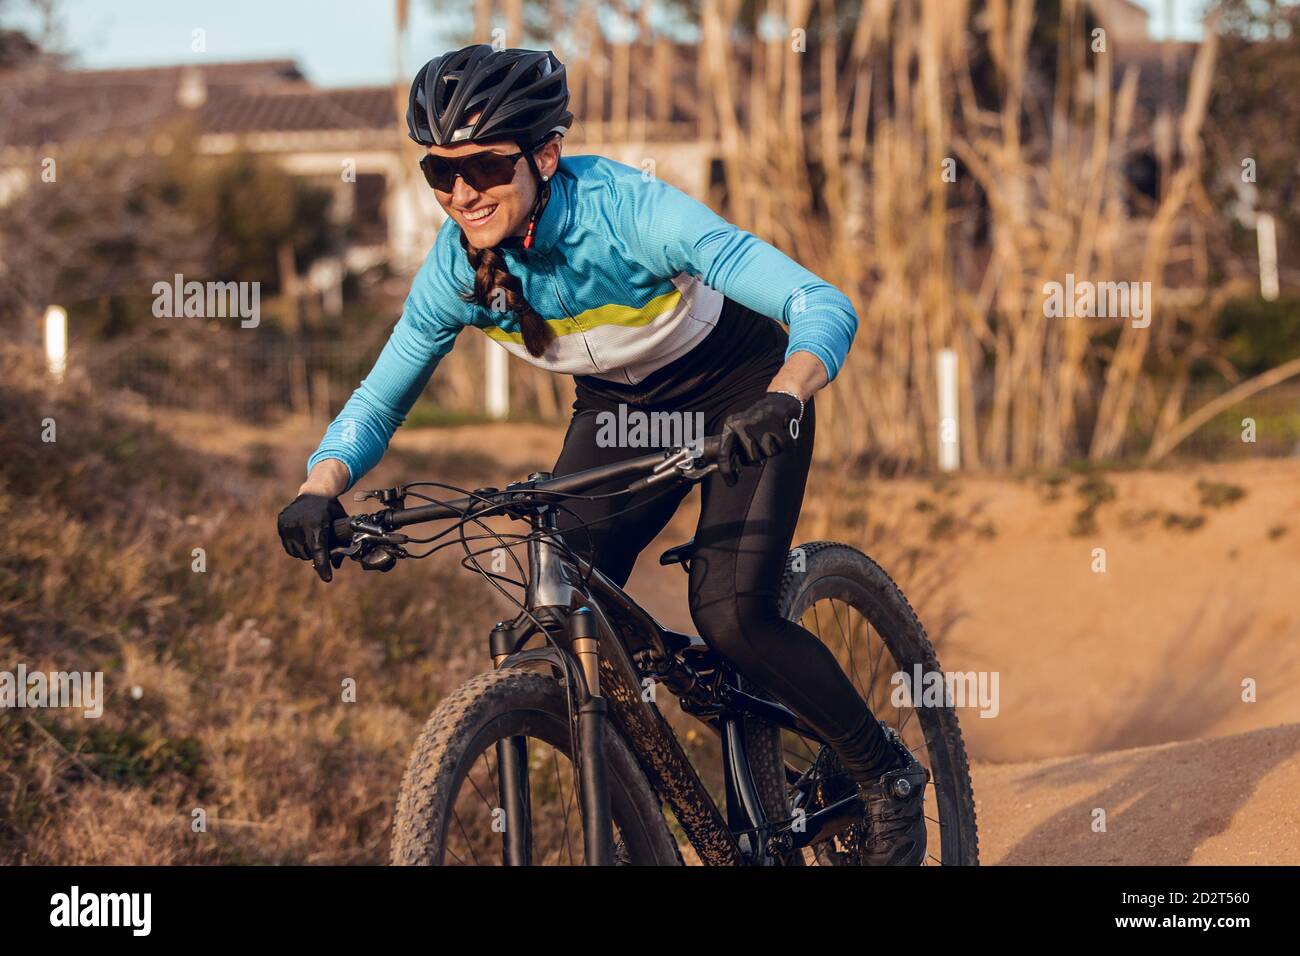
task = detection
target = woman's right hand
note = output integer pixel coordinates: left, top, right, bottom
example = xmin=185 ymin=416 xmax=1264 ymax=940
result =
xmin=277 ymin=493 xmax=347 ymax=582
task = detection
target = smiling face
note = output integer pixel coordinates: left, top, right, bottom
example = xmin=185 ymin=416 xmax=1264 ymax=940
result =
xmin=426 ymin=133 xmax=562 ymax=248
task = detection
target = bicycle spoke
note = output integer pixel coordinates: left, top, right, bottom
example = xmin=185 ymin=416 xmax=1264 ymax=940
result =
xmin=451 ymin=809 xmax=482 ymax=867
xmin=832 ymin=600 xmax=861 ymax=701
xmin=783 ymin=736 xmax=818 ymax=773
xmin=552 ymin=749 xmax=575 ymax=865
xmin=858 ymin=611 xmax=880 ymax=713
xmin=465 ymin=756 xmax=498 ymax=815
xmin=850 ymin=607 xmax=871 ymax=702
xmin=786 ymin=736 xmax=818 ymax=759
xmin=865 ymin=620 xmax=886 ymax=714
xmin=808 ymin=603 xmax=824 ymax=647
xmin=443 ymin=843 xmax=467 ymax=866
xmin=562 ymin=760 xmax=579 ymax=863
xmin=898 ymin=705 xmax=916 ymax=736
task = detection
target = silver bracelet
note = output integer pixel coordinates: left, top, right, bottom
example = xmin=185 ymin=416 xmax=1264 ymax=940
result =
xmin=771 ymin=388 xmax=805 ymax=423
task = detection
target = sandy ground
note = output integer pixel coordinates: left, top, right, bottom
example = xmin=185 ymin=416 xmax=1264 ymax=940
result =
xmin=152 ymin=409 xmax=1300 ymax=864
xmin=973 ymin=723 xmax=1300 ymax=865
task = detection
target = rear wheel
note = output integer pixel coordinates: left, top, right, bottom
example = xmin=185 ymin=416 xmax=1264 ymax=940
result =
xmin=744 ymin=542 xmax=979 ymax=866
xmin=392 ymin=668 xmax=681 ymax=865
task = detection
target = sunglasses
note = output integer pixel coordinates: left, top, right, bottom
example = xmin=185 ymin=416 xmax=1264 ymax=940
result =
xmin=418 ymin=150 xmax=526 ymax=192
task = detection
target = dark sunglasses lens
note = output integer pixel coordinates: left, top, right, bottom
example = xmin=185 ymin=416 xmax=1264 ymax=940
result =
xmin=420 ymin=156 xmax=455 ymax=191
xmin=460 ymin=153 xmax=519 ymax=190
xmin=419 ymin=152 xmax=520 ymax=192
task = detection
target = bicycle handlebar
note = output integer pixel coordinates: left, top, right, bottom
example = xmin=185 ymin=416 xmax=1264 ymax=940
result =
xmin=330 ymin=435 xmax=726 ymax=542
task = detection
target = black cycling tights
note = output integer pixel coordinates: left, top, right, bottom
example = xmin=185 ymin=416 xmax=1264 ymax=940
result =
xmin=552 ymin=309 xmax=894 ymax=784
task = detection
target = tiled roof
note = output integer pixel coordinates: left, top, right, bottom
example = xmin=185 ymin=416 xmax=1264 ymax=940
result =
xmin=1 ymin=70 xmax=182 ymax=148
xmin=0 ymin=59 xmax=396 ymax=150
xmin=199 ymin=87 xmax=398 ymax=135
xmin=22 ymin=59 xmax=304 ymax=87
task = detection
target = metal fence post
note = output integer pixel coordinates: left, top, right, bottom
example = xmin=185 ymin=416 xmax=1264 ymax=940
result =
xmin=486 ymin=343 xmax=509 ymax=419
xmin=44 ymin=305 xmax=67 ymax=383
xmin=937 ymin=348 xmax=960 ymax=472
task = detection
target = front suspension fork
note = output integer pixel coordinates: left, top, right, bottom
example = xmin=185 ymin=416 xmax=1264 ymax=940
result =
xmin=494 ymin=734 xmax=532 ymax=866
xmin=492 ymin=625 xmax=532 ymax=866
xmin=491 ymin=607 xmax=614 ymax=866
xmin=570 ymin=606 xmax=614 ymax=866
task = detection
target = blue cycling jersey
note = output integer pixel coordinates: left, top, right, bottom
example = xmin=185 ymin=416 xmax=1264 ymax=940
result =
xmin=309 ymin=153 xmax=858 ymax=486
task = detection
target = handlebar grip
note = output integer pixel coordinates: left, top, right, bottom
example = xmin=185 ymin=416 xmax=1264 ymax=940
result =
xmin=331 ymin=516 xmax=353 ymax=541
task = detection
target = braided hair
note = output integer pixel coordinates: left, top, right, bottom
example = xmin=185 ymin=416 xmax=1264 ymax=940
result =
xmin=456 ymin=145 xmax=556 ymax=358
xmin=457 ymin=230 xmax=554 ymax=358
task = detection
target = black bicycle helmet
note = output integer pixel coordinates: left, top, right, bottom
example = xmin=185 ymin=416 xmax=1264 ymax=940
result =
xmin=407 ymin=44 xmax=573 ymax=149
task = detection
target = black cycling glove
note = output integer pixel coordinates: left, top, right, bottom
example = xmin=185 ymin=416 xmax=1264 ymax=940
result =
xmin=717 ymin=391 xmax=803 ymax=486
xmin=277 ymin=493 xmax=347 ymax=582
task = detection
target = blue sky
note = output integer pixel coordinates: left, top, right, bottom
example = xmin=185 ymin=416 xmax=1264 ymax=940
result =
xmin=7 ymin=0 xmax=1210 ymax=89
xmin=6 ymin=0 xmax=459 ymax=87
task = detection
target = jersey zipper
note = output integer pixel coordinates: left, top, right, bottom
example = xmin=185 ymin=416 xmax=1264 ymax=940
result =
xmin=544 ymin=254 xmax=600 ymax=372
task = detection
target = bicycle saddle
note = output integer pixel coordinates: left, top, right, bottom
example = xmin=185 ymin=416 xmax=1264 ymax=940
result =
xmin=658 ymin=538 xmax=696 ymax=567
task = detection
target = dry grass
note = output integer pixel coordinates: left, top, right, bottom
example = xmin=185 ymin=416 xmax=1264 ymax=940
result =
xmin=0 ymin=347 xmax=489 ymax=864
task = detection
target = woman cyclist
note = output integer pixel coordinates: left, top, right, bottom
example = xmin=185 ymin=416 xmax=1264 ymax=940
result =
xmin=277 ymin=44 xmax=927 ymax=865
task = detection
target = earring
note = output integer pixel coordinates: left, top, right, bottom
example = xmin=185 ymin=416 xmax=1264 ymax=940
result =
xmin=542 ymin=175 xmax=549 ymax=182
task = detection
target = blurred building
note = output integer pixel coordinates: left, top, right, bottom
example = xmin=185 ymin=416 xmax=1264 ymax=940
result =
xmin=0 ymin=58 xmax=439 ymax=279
xmin=1091 ymin=0 xmax=1153 ymax=38
xmin=0 ymin=53 xmax=715 ymax=283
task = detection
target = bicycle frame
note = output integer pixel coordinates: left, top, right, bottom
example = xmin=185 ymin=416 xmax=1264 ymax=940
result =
xmin=485 ymin=474 xmax=857 ymax=865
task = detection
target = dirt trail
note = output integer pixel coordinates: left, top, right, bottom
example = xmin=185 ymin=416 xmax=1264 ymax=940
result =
xmin=973 ymin=722 xmax=1300 ymax=864
xmin=895 ymin=461 xmax=1300 ymax=763
xmin=151 ymin=411 xmax=1300 ymax=864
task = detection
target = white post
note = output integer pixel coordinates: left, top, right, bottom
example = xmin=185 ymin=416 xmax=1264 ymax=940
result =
xmin=1257 ymin=212 xmax=1279 ymax=302
xmin=485 ymin=343 xmax=509 ymax=419
xmin=44 ymin=305 xmax=67 ymax=383
xmin=937 ymin=348 xmax=960 ymax=472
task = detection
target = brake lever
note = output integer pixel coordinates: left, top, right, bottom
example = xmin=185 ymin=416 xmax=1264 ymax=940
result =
xmin=626 ymin=446 xmax=716 ymax=494
xmin=679 ymin=461 xmax=718 ymax=481
xmin=340 ymin=529 xmax=410 ymax=559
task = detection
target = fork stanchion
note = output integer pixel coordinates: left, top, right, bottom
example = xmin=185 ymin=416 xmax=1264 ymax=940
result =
xmin=496 ymin=736 xmax=532 ymax=866
xmin=490 ymin=622 xmax=533 ymax=866
xmin=570 ymin=607 xmax=614 ymax=866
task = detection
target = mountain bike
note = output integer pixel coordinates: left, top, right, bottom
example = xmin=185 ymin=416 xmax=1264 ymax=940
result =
xmin=329 ymin=437 xmax=979 ymax=865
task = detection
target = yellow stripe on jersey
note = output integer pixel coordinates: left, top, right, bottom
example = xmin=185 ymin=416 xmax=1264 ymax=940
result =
xmin=481 ymin=288 xmax=684 ymax=345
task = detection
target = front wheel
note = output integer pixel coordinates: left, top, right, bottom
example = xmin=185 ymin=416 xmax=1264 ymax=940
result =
xmin=744 ymin=542 xmax=980 ymax=865
xmin=392 ymin=668 xmax=681 ymax=865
